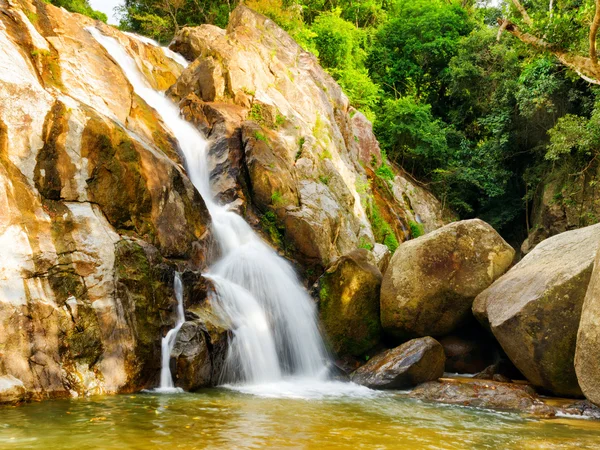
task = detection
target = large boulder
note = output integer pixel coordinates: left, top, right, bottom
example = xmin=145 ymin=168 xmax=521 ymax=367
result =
xmin=474 ymin=223 xmax=600 ymax=397
xmin=350 ymin=337 xmax=445 ymax=389
xmin=381 ymin=219 xmax=514 ymax=340
xmin=317 ymin=249 xmax=382 ymax=357
xmin=576 ymin=247 xmax=600 ymax=405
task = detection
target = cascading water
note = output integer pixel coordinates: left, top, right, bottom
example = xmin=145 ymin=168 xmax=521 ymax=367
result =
xmin=90 ymin=28 xmax=370 ymax=398
xmin=157 ymin=272 xmax=185 ymax=393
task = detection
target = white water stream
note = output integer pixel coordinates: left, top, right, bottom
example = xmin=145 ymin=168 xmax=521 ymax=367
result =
xmin=90 ymin=28 xmax=369 ymax=398
xmin=157 ymin=272 xmax=185 ymax=393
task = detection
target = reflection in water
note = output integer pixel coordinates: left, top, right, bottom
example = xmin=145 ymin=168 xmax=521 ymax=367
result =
xmin=0 ymin=391 xmax=599 ymax=449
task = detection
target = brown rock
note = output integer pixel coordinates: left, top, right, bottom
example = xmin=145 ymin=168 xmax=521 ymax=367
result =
xmin=474 ymin=223 xmax=600 ymax=397
xmin=381 ymin=219 xmax=514 ymax=340
xmin=351 ymin=337 xmax=445 ymax=389
xmin=317 ymin=249 xmax=382 ymax=357
xmin=576 ymin=247 xmax=600 ymax=405
xmin=409 ymin=379 xmax=555 ymax=417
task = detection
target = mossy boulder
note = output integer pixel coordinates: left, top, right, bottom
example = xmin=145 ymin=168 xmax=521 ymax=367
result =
xmin=474 ymin=223 xmax=600 ymax=397
xmin=576 ymin=247 xmax=600 ymax=406
xmin=351 ymin=337 xmax=445 ymax=389
xmin=113 ymin=239 xmax=176 ymax=389
xmin=381 ymin=219 xmax=514 ymax=341
xmin=318 ymin=249 xmax=382 ymax=357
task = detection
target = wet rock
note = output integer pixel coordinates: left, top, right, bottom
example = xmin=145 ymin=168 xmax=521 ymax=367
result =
xmin=317 ymin=249 xmax=382 ymax=357
xmin=381 ymin=219 xmax=514 ymax=340
xmin=474 ymin=223 xmax=600 ymax=397
xmin=351 ymin=337 xmax=445 ymax=389
xmin=576 ymin=247 xmax=600 ymax=406
xmin=409 ymin=379 xmax=555 ymax=417
xmin=172 ymin=322 xmax=212 ymax=391
xmin=0 ymin=376 xmax=28 ymax=405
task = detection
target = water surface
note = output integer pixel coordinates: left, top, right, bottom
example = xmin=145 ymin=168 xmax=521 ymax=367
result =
xmin=1 ymin=389 xmax=599 ymax=449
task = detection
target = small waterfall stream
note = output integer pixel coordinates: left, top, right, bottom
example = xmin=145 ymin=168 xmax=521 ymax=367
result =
xmin=89 ymin=29 xmax=357 ymax=396
xmin=157 ymin=272 xmax=185 ymax=393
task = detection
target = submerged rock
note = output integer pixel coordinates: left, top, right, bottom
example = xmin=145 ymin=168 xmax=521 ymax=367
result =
xmin=351 ymin=337 xmax=445 ymax=389
xmin=409 ymin=379 xmax=555 ymax=417
xmin=317 ymin=249 xmax=382 ymax=357
xmin=474 ymin=223 xmax=600 ymax=397
xmin=576 ymin=247 xmax=600 ymax=406
xmin=381 ymin=219 xmax=514 ymax=340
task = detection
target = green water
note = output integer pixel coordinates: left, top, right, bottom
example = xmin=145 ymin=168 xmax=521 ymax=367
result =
xmin=1 ymin=389 xmax=599 ymax=449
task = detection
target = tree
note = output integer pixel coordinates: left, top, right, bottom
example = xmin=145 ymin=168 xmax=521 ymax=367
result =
xmin=366 ymin=0 xmax=473 ymax=109
xmin=500 ymin=0 xmax=600 ymax=84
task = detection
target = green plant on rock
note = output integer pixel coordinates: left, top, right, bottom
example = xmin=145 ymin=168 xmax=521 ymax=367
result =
xmin=408 ymin=220 xmax=425 ymax=239
xmin=254 ymin=130 xmax=268 ymax=143
xmin=367 ymin=201 xmax=399 ymax=253
xmin=260 ymin=211 xmax=284 ymax=248
xmin=271 ymin=190 xmax=285 ymax=207
xmin=358 ymin=237 xmax=374 ymax=251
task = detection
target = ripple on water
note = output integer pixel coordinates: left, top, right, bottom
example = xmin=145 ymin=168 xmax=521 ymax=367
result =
xmin=1 ymin=390 xmax=600 ymax=450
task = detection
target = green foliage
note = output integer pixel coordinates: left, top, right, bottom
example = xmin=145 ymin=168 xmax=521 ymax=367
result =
xmin=45 ymin=0 xmax=107 ymax=22
xmin=260 ymin=211 xmax=284 ymax=247
xmin=375 ymin=97 xmax=448 ymax=177
xmin=271 ymin=190 xmax=285 ymax=207
xmin=311 ymin=9 xmax=364 ymax=70
xmin=358 ymin=237 xmax=374 ymax=251
xmin=408 ymin=220 xmax=424 ymax=239
xmin=367 ymin=201 xmax=399 ymax=253
xmin=254 ymin=130 xmax=269 ymax=143
xmin=375 ymin=161 xmax=395 ymax=182
xmin=367 ymin=0 xmax=473 ymax=106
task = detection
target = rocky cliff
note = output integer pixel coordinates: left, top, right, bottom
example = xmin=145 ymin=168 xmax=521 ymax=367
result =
xmin=167 ymin=6 xmax=452 ymax=271
xmin=0 ymin=0 xmax=450 ymax=402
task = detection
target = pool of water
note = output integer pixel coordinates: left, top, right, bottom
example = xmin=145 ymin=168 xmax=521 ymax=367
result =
xmin=1 ymin=386 xmax=599 ymax=449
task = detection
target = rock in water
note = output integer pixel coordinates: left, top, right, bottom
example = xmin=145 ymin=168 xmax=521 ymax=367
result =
xmin=380 ymin=219 xmax=514 ymax=340
xmin=0 ymin=376 xmax=27 ymax=405
xmin=576 ymin=247 xmax=600 ymax=405
xmin=474 ymin=223 xmax=600 ymax=397
xmin=318 ymin=249 xmax=382 ymax=357
xmin=351 ymin=337 xmax=445 ymax=389
xmin=409 ymin=379 xmax=555 ymax=416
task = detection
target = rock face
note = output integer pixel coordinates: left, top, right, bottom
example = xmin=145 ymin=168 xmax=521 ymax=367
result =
xmin=168 ymin=5 xmax=452 ymax=268
xmin=351 ymin=337 xmax=445 ymax=389
xmin=522 ymin=168 xmax=600 ymax=254
xmin=474 ymin=223 xmax=600 ymax=397
xmin=0 ymin=0 xmax=211 ymax=399
xmin=576 ymin=247 xmax=600 ymax=405
xmin=317 ymin=249 xmax=382 ymax=357
xmin=381 ymin=219 xmax=514 ymax=340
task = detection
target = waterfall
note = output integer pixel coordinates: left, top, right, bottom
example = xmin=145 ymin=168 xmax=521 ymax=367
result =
xmin=157 ymin=272 xmax=185 ymax=392
xmin=89 ymin=29 xmax=331 ymax=389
